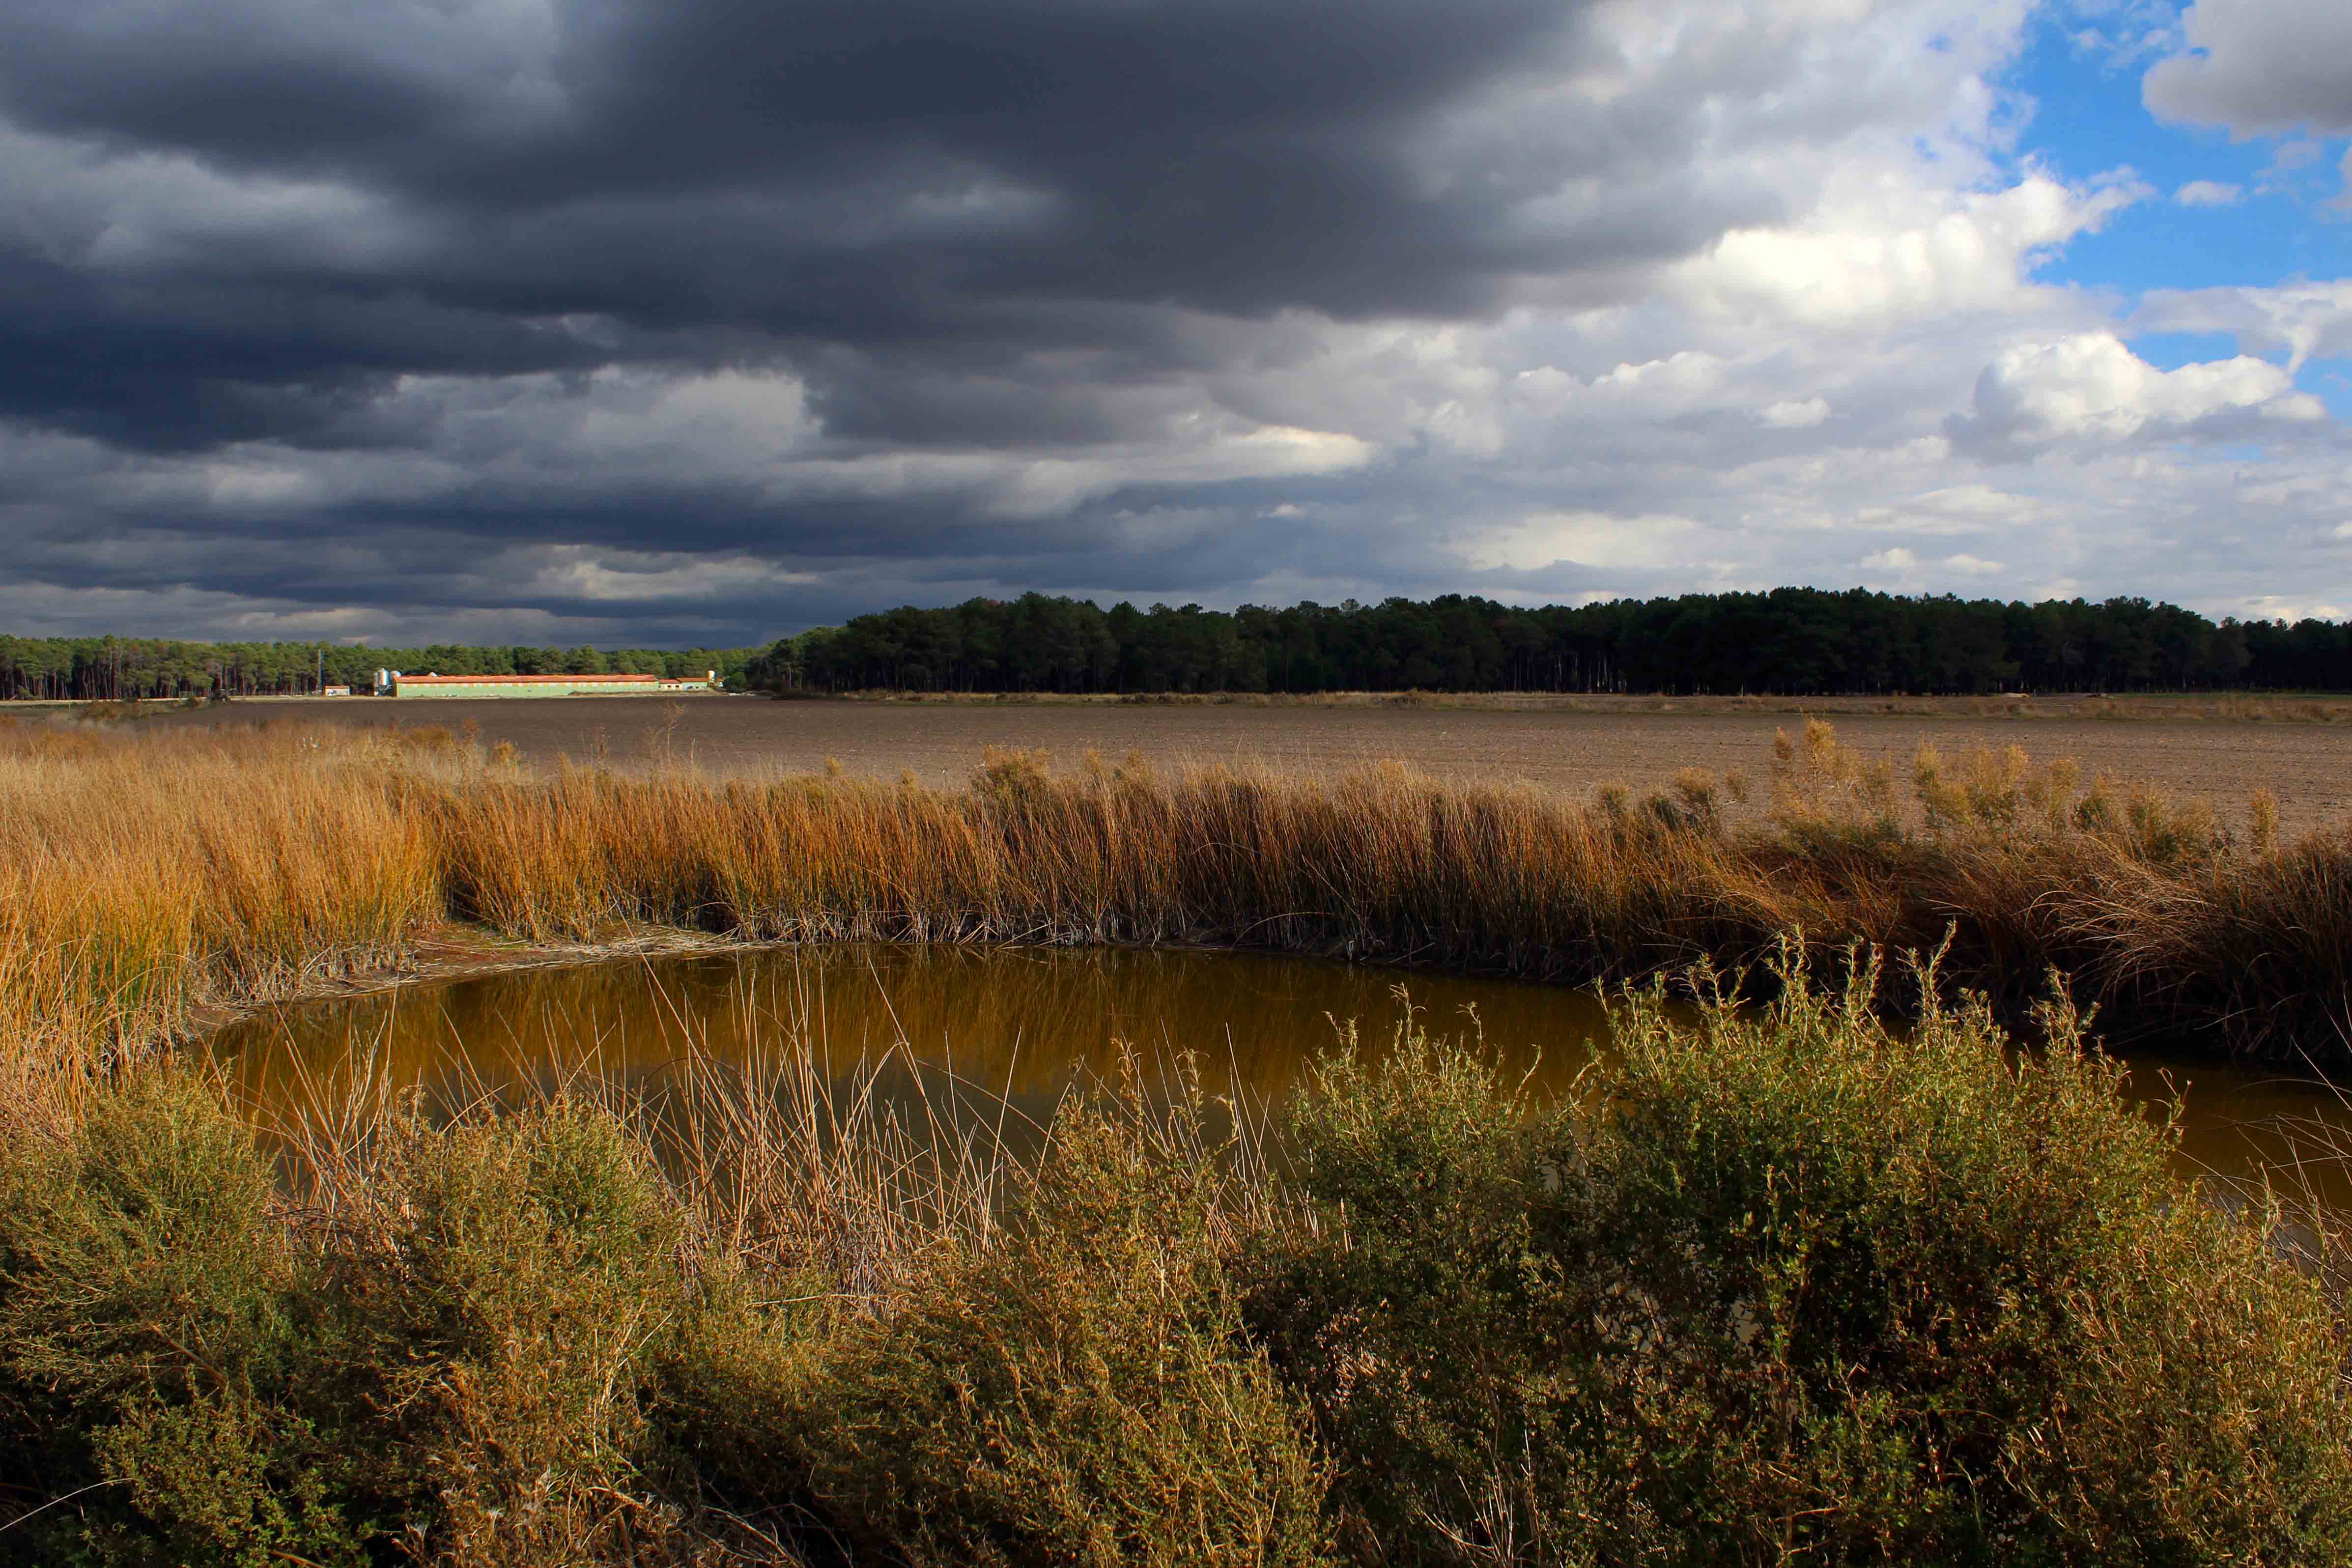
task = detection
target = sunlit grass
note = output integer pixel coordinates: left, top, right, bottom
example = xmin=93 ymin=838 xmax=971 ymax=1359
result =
xmin=4 ymin=715 xmax=2352 ymax=1561
xmin=3 ymin=713 xmax=2344 ymax=1090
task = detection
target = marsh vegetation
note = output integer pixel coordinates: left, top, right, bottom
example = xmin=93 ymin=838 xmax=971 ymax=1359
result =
xmin=213 ymin=943 xmax=2350 ymax=1214
xmin=3 ymin=713 xmax=2351 ymax=1563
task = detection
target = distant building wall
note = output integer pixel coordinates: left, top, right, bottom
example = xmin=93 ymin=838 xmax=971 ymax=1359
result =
xmin=390 ymin=673 xmax=713 ymax=698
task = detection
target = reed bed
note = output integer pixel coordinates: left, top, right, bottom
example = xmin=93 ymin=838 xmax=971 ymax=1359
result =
xmin=4 ymin=714 xmax=2349 ymax=1078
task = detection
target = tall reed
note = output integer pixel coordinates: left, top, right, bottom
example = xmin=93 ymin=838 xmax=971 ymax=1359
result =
xmin=4 ymin=716 xmax=2350 ymax=1069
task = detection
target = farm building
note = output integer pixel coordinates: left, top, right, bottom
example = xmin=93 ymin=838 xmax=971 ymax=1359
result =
xmin=384 ymin=671 xmax=717 ymax=698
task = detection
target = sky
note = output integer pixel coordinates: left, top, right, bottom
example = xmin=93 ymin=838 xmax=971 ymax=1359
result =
xmin=0 ymin=0 xmax=2349 ymax=647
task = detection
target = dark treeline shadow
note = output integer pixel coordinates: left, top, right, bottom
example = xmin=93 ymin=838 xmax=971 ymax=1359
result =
xmin=759 ymin=587 xmax=2352 ymax=697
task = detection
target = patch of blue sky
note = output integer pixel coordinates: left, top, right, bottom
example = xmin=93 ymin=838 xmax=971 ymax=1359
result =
xmin=2302 ymin=364 xmax=2352 ymax=423
xmin=2125 ymin=329 xmax=2247 ymax=370
xmin=2203 ymin=440 xmax=2298 ymax=467
xmin=1990 ymin=10 xmax=2350 ymax=408
xmin=2003 ymin=19 xmax=2346 ymax=295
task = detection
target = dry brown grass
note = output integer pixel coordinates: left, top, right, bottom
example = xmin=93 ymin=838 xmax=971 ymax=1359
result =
xmin=4 ymin=715 xmax=2350 ymax=1090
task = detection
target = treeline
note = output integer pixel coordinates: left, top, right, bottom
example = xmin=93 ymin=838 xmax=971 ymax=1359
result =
xmin=19 ymin=588 xmax=2352 ymax=703
xmin=757 ymin=589 xmax=2352 ymax=696
xmin=0 ymin=638 xmax=762 ymax=701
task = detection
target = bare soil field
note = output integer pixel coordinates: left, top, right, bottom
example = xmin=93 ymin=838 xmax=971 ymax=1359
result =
xmin=113 ymin=691 xmax=2352 ymax=837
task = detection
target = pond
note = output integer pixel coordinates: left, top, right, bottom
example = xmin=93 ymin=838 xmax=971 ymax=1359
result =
xmin=214 ymin=943 xmax=2352 ymax=1205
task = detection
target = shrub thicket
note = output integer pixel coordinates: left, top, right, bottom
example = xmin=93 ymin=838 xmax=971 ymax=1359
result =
xmin=1248 ymin=955 xmax=2352 ymax=1566
xmin=0 ymin=1074 xmax=365 ymax=1567
xmin=0 ymin=1089 xmax=803 ymax=1565
xmin=793 ymin=1098 xmax=1332 ymax=1568
xmin=4 ymin=969 xmax=2347 ymax=1565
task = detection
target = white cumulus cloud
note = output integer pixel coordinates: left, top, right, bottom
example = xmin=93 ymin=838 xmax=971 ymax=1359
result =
xmin=1949 ymin=333 xmax=2319 ymax=453
xmin=1759 ymin=398 xmax=1831 ymax=428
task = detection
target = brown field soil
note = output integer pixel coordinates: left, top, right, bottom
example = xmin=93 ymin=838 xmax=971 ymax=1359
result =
xmin=110 ymin=690 xmax=2352 ymax=837
xmin=800 ymin=689 xmax=2352 ymax=721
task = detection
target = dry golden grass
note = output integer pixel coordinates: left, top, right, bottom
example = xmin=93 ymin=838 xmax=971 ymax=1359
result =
xmin=4 ymin=714 xmax=2350 ymax=1092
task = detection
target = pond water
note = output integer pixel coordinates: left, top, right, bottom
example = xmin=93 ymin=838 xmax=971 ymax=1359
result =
xmin=213 ymin=943 xmax=2352 ymax=1204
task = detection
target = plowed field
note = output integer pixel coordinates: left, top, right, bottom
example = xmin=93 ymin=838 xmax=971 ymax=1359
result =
xmin=132 ymin=694 xmax=2352 ymax=838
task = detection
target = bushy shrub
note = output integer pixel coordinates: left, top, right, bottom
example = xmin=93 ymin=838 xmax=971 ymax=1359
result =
xmin=7 ymin=956 xmax=2349 ymax=1568
xmin=1244 ymin=1026 xmax=1593 ymax=1560
xmin=796 ymin=1097 xmax=1333 ymax=1568
xmin=0 ymin=1072 xmax=369 ymax=1567
xmin=1587 ymin=954 xmax=2352 ymax=1565
xmin=1252 ymin=957 xmax=2352 ymax=1566
xmin=332 ymin=1101 xmax=708 ymax=1566
xmin=0 ymin=1086 xmax=764 ymax=1566
xmin=639 ymin=1262 xmax=822 ymax=1518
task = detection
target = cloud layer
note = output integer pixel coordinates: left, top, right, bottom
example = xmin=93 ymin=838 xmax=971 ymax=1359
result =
xmin=2143 ymin=0 xmax=2352 ymax=136
xmin=0 ymin=0 xmax=2346 ymax=643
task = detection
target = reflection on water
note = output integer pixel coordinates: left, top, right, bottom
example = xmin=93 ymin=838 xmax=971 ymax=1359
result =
xmin=213 ymin=944 xmax=2352 ymax=1204
xmin=217 ymin=946 xmax=1603 ymax=1140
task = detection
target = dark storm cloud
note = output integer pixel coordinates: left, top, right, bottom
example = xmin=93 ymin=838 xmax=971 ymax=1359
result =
xmin=5 ymin=0 xmax=1601 ymax=286
xmin=0 ymin=0 xmax=1850 ymax=637
xmin=0 ymin=253 xmax=629 ymax=451
xmin=0 ymin=0 xmax=1755 ymax=437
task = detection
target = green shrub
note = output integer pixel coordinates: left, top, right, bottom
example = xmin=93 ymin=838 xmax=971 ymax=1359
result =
xmin=8 ymin=970 xmax=2347 ymax=1568
xmin=338 ymin=1101 xmax=704 ymax=1565
xmin=1591 ymin=954 xmax=2352 ymax=1564
xmin=640 ymin=1260 xmax=824 ymax=1513
xmin=1254 ymin=957 xmax=2352 ymax=1566
xmin=88 ymin=1394 xmax=364 ymax=1568
xmin=0 ymin=1072 xmax=369 ymax=1567
xmin=797 ymin=1098 xmax=1333 ymax=1568
xmin=0 ymin=1086 xmax=758 ymax=1566
xmin=1245 ymin=1025 xmax=1594 ymax=1560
